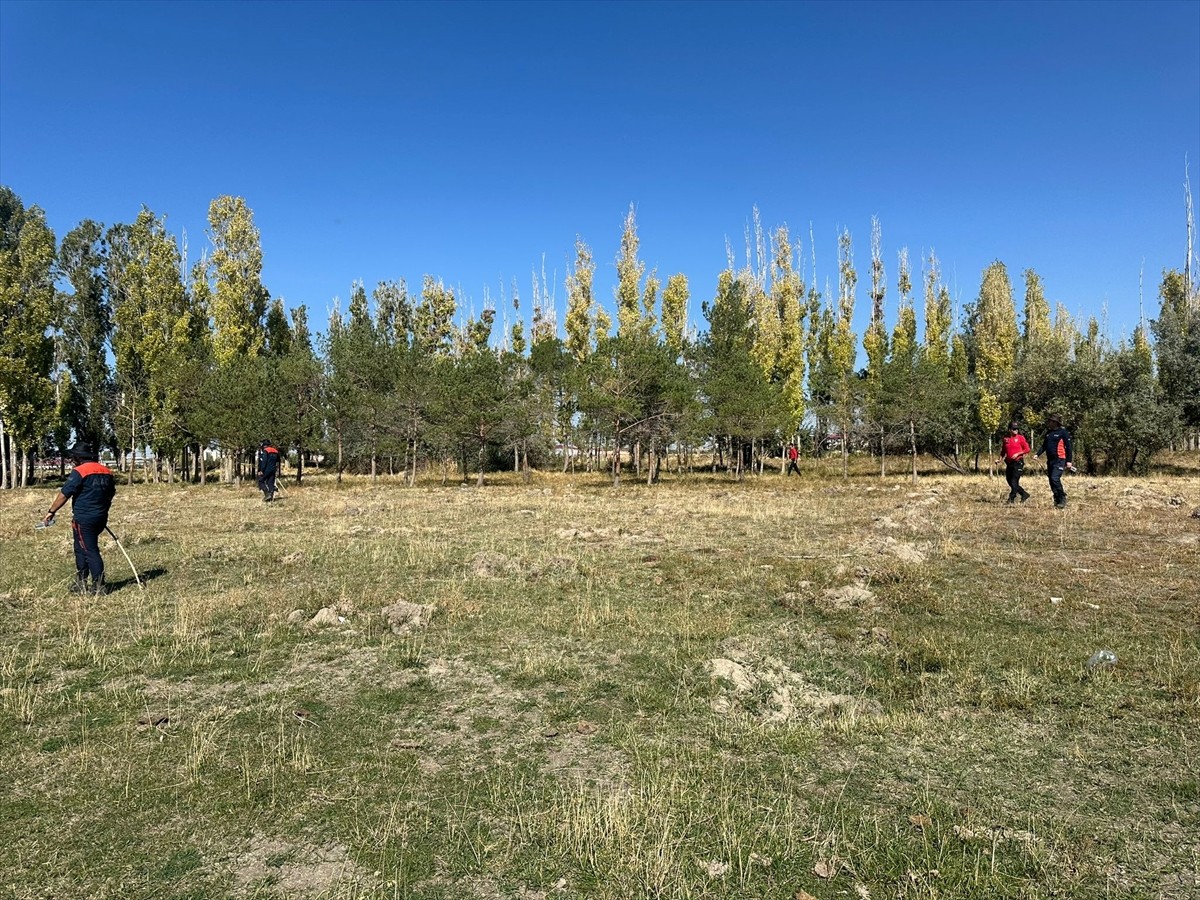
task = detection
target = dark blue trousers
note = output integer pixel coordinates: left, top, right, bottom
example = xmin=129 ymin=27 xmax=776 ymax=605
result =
xmin=1047 ymin=462 xmax=1067 ymax=506
xmin=72 ymin=519 xmax=105 ymax=581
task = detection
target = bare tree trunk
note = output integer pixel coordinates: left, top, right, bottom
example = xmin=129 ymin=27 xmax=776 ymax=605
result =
xmin=841 ymin=419 xmax=849 ymax=479
xmin=910 ymin=419 xmax=918 ymax=485
xmin=128 ymin=401 xmax=137 ymax=486
xmin=612 ymin=427 xmax=621 ymax=487
xmin=0 ymin=418 xmax=7 ymax=489
xmin=371 ymin=450 xmax=377 ymax=484
xmin=336 ymin=435 xmax=343 ymax=485
xmin=987 ymin=436 xmax=995 ymax=478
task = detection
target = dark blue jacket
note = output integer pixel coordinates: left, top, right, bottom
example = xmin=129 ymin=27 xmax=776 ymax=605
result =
xmin=1038 ymin=427 xmax=1073 ymax=464
xmin=61 ymin=462 xmax=116 ymax=524
xmin=258 ymin=446 xmax=279 ymax=476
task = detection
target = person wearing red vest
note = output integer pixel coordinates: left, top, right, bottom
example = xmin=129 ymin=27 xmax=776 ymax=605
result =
xmin=785 ymin=444 xmax=800 ymax=476
xmin=996 ymin=421 xmax=1032 ymax=504
xmin=42 ymin=442 xmax=116 ymax=595
xmin=1036 ymin=414 xmax=1076 ymax=509
xmin=257 ymin=440 xmax=280 ymax=502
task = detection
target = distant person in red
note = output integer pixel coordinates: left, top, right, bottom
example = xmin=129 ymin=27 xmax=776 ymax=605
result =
xmin=996 ymin=421 xmax=1031 ymax=504
xmin=41 ymin=442 xmax=116 ymax=595
xmin=1036 ymin=414 xmax=1076 ymax=509
xmin=257 ymin=440 xmax=280 ymax=502
xmin=785 ymin=444 xmax=800 ymax=476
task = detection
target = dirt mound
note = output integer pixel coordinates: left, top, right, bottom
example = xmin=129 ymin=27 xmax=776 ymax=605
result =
xmin=705 ymin=647 xmax=883 ymax=726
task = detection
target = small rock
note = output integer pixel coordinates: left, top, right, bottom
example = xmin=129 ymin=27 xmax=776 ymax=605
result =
xmin=381 ymin=600 xmax=435 ymax=635
xmin=286 ymin=609 xmax=307 ymax=624
xmin=819 ymin=584 xmax=876 ymax=610
xmin=309 ymin=607 xmax=342 ymax=627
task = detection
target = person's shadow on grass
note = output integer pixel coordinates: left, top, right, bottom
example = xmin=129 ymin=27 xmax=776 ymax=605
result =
xmin=107 ymin=567 xmax=168 ymax=592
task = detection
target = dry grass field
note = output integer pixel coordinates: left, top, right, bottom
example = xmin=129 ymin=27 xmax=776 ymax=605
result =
xmin=1 ymin=456 xmax=1197 ymax=899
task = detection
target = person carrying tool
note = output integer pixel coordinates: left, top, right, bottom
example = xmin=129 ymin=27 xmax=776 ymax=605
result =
xmin=1035 ymin=414 xmax=1076 ymax=509
xmin=41 ymin=442 xmax=116 ymax=595
xmin=996 ymin=421 xmax=1031 ymax=504
xmin=257 ymin=440 xmax=280 ymax=502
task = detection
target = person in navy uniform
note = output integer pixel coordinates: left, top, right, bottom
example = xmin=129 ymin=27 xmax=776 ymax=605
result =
xmin=1035 ymin=414 xmax=1076 ymax=509
xmin=42 ymin=442 xmax=116 ymax=595
xmin=257 ymin=440 xmax=280 ymax=502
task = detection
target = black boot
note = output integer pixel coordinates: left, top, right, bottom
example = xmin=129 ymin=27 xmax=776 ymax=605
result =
xmin=91 ymin=575 xmax=108 ymax=596
xmin=69 ymin=572 xmax=89 ymax=594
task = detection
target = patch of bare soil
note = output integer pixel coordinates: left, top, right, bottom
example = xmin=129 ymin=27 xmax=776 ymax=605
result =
xmin=1114 ymin=484 xmax=1190 ymax=510
xmin=231 ymin=831 xmax=377 ymax=897
xmin=705 ymin=644 xmax=883 ymax=726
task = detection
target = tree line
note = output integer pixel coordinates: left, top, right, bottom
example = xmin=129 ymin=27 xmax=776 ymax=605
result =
xmin=2 ymin=188 xmax=1198 ymax=489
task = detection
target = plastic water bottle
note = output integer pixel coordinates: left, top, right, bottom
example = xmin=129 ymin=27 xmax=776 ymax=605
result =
xmin=1085 ymin=649 xmax=1118 ymax=671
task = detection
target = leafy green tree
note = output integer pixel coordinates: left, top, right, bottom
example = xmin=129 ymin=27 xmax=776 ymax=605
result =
xmin=973 ymin=261 xmax=1019 ymax=473
xmin=1020 ymin=268 xmax=1051 ymax=352
xmin=771 ymin=227 xmax=807 ymax=441
xmin=615 ymin=205 xmax=651 ymax=339
xmin=565 ymin=239 xmax=597 ymax=364
xmin=275 ymin=305 xmax=323 ymax=484
xmin=0 ymin=188 xmax=56 ymax=487
xmin=862 ymin=218 xmax=889 ymax=470
xmin=57 ymin=219 xmax=112 ymax=449
xmin=207 ymin=195 xmax=268 ymax=365
xmin=827 ymin=228 xmax=859 ymax=477
xmin=660 ymin=273 xmax=689 ymax=358
xmin=107 ymin=208 xmax=191 ymax=482
xmin=1152 ymin=269 xmax=1200 ymax=434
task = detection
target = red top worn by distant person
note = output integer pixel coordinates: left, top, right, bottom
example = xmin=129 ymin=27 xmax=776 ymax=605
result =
xmin=1001 ymin=434 xmax=1031 ymax=462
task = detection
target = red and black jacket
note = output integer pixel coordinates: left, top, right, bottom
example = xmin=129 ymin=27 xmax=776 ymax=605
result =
xmin=61 ymin=461 xmax=116 ymax=524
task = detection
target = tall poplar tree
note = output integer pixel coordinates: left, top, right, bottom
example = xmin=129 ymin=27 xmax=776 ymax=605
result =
xmin=564 ymin=238 xmax=597 ymax=364
xmin=0 ymin=188 xmax=56 ymax=487
xmin=1152 ymin=269 xmax=1200 ymax=433
xmin=772 ymin=226 xmax=807 ymax=441
xmin=862 ymin=217 xmax=888 ymax=469
xmin=973 ymin=261 xmax=1019 ymax=473
xmin=614 ymin=205 xmax=648 ymax=338
xmin=207 ymin=195 xmax=268 ymax=364
xmin=57 ymin=219 xmax=112 ymax=448
xmin=830 ymin=228 xmax=859 ymax=477
xmin=107 ymin=208 xmax=191 ymax=481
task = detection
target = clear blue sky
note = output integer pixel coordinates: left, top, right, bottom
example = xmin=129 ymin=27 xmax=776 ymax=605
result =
xmin=2 ymin=0 xmax=1198 ymax=346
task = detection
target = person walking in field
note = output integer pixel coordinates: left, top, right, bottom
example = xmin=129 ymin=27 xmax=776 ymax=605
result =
xmin=41 ymin=442 xmax=116 ymax=595
xmin=785 ymin=444 xmax=801 ymax=476
xmin=257 ymin=440 xmax=280 ymax=502
xmin=997 ymin=421 xmax=1031 ymax=504
xmin=1036 ymin=414 xmax=1076 ymax=509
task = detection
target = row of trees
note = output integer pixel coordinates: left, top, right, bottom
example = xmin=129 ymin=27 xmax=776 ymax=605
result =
xmin=2 ymin=187 xmax=1198 ymax=489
